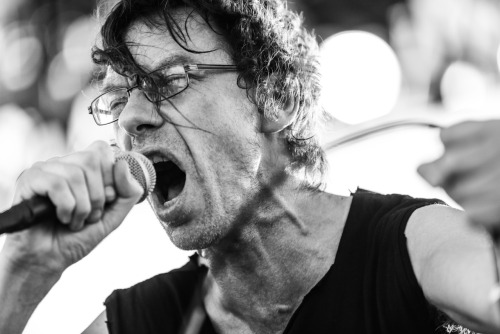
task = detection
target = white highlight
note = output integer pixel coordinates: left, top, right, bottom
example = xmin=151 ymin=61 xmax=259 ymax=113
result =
xmin=320 ymin=31 xmax=402 ymax=124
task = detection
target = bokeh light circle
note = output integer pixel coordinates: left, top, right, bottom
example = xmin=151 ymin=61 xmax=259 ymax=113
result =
xmin=320 ymin=31 xmax=402 ymax=124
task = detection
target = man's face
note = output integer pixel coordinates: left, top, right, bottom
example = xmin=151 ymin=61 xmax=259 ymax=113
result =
xmin=105 ymin=11 xmax=266 ymax=250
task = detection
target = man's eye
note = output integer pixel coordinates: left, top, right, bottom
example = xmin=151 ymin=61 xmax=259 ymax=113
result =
xmin=109 ymin=97 xmax=127 ymax=115
xmin=165 ymin=75 xmax=186 ymax=86
xmin=158 ymin=74 xmax=188 ymax=96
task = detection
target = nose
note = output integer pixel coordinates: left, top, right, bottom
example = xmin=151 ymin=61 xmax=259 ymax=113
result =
xmin=117 ymin=89 xmax=163 ymax=137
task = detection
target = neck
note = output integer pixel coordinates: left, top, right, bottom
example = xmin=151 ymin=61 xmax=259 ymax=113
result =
xmin=201 ymin=180 xmax=352 ymax=333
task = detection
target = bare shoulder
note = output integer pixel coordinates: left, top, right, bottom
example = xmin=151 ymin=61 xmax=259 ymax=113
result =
xmin=403 ymin=204 xmax=500 ymax=331
xmin=404 ymin=203 xmax=490 ymax=283
xmin=406 ymin=203 xmax=488 ymax=247
xmin=82 ymin=311 xmax=107 ymax=334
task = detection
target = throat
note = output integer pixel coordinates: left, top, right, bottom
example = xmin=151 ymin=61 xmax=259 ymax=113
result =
xmin=153 ymin=160 xmax=186 ymax=203
xmin=204 ymin=271 xmax=301 ymax=334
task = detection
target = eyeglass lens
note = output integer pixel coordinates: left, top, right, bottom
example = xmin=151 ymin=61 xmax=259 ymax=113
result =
xmin=91 ymin=65 xmax=189 ymax=125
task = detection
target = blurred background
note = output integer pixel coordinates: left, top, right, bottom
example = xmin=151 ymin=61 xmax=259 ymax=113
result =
xmin=1 ymin=0 xmax=500 ymax=332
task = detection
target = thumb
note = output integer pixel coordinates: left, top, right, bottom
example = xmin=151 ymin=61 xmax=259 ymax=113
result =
xmin=113 ymin=159 xmax=145 ymax=201
xmin=96 ymin=159 xmax=143 ymax=237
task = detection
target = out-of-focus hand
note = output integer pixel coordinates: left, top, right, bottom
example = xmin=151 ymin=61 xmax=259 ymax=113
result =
xmin=1 ymin=141 xmax=143 ymax=275
xmin=418 ymin=120 xmax=500 ymax=232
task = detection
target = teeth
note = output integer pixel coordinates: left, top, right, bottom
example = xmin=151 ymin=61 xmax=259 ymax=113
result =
xmin=149 ymin=155 xmax=170 ymax=164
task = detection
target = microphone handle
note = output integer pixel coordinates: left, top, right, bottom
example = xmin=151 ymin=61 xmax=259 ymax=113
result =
xmin=0 ymin=196 xmax=56 ymax=234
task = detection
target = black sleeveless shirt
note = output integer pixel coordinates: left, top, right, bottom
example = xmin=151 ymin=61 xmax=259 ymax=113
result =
xmin=105 ymin=190 xmax=444 ymax=333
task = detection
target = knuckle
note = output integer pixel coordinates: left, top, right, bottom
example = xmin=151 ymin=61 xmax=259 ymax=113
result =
xmin=75 ymin=201 xmax=92 ymax=220
xmin=91 ymin=141 xmax=113 ymax=158
xmin=30 ymin=161 xmax=54 ymax=174
xmin=92 ymin=140 xmax=110 ymax=151
xmin=67 ymin=167 xmax=85 ymax=185
xmin=80 ymin=151 xmax=100 ymax=170
xmin=49 ymin=177 xmax=67 ymax=193
xmin=90 ymin=195 xmax=106 ymax=210
xmin=57 ymin=198 xmax=76 ymax=222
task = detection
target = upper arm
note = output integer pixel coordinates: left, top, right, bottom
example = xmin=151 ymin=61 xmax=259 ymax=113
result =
xmin=82 ymin=311 xmax=107 ymax=334
xmin=405 ymin=204 xmax=500 ymax=332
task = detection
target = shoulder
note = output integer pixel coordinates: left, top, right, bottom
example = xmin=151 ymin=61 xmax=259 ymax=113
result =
xmin=405 ymin=203 xmax=487 ymax=263
xmin=404 ymin=203 xmax=500 ymax=331
xmin=352 ymin=189 xmax=443 ymax=212
xmin=405 ymin=203 xmax=491 ymax=291
xmin=406 ymin=203 xmax=467 ymax=240
xmin=348 ymin=189 xmax=444 ymax=230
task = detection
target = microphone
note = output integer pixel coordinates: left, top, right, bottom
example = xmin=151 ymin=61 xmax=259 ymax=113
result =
xmin=0 ymin=150 xmax=156 ymax=235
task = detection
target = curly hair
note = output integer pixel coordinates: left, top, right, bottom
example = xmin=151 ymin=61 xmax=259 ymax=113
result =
xmin=92 ymin=0 xmax=327 ymax=186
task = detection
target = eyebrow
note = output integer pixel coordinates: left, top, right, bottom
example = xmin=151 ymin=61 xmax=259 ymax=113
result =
xmin=145 ymin=54 xmax=197 ymax=73
xmin=99 ymin=54 xmax=199 ymax=93
xmin=99 ymin=77 xmax=128 ymax=94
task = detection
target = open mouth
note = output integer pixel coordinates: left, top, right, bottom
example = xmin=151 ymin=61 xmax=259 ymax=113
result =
xmin=153 ymin=160 xmax=186 ymax=204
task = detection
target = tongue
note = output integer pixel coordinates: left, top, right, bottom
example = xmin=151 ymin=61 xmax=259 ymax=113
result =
xmin=167 ymin=182 xmax=183 ymax=201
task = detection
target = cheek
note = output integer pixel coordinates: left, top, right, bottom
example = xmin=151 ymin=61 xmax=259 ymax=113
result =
xmin=114 ymin=126 xmax=133 ymax=150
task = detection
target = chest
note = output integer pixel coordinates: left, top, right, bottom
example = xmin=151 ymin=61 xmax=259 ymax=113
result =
xmin=204 ymin=300 xmax=296 ymax=334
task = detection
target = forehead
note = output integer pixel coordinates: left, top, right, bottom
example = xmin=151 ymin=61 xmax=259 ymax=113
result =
xmin=104 ymin=8 xmax=232 ymax=82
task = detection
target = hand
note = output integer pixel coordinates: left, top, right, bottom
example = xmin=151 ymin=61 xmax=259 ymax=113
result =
xmin=418 ymin=120 xmax=500 ymax=232
xmin=1 ymin=141 xmax=143 ymax=275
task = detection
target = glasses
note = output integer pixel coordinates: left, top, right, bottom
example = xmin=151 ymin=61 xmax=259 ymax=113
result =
xmin=88 ymin=64 xmax=238 ymax=126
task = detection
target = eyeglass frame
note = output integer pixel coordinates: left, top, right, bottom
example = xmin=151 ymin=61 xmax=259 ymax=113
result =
xmin=88 ymin=63 xmax=239 ymax=126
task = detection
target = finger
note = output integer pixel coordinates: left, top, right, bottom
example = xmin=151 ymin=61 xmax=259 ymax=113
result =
xmin=36 ymin=162 xmax=92 ymax=231
xmin=95 ymin=160 xmax=143 ymax=237
xmin=63 ymin=162 xmax=143 ymax=254
xmin=15 ymin=167 xmax=76 ymax=225
xmin=465 ymin=200 xmax=500 ymax=231
xmin=87 ymin=141 xmax=116 ymax=204
xmin=418 ymin=142 xmax=499 ymax=187
xmin=444 ymin=167 xmax=500 ymax=204
xmin=447 ymin=176 xmax=500 ymax=230
xmin=58 ymin=142 xmax=115 ymax=224
xmin=440 ymin=121 xmax=486 ymax=147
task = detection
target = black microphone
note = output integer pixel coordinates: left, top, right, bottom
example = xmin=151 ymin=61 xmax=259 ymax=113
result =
xmin=0 ymin=150 xmax=156 ymax=235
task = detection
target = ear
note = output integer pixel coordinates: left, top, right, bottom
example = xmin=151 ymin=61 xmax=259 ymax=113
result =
xmin=260 ymin=78 xmax=300 ymax=134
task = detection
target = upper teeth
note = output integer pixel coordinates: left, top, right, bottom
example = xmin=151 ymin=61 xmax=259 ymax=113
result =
xmin=150 ymin=155 xmax=170 ymax=164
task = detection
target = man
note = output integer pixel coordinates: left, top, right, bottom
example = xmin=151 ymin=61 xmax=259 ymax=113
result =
xmin=1 ymin=0 xmax=500 ymax=333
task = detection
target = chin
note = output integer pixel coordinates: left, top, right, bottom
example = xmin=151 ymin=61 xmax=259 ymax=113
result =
xmin=163 ymin=220 xmax=223 ymax=251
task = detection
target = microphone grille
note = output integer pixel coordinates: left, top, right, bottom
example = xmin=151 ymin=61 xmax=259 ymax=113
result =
xmin=115 ymin=151 xmax=156 ymax=203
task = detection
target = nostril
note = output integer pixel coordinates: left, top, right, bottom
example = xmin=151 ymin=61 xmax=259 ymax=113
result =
xmin=136 ymin=123 xmax=157 ymax=132
xmin=118 ymin=100 xmax=163 ymax=135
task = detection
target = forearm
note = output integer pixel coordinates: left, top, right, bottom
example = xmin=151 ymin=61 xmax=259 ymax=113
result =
xmin=0 ymin=254 xmax=61 ymax=334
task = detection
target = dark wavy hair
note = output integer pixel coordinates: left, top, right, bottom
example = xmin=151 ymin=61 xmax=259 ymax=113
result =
xmin=92 ymin=0 xmax=327 ymax=186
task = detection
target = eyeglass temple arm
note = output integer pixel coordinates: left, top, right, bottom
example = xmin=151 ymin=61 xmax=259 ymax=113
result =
xmin=187 ymin=64 xmax=238 ymax=71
